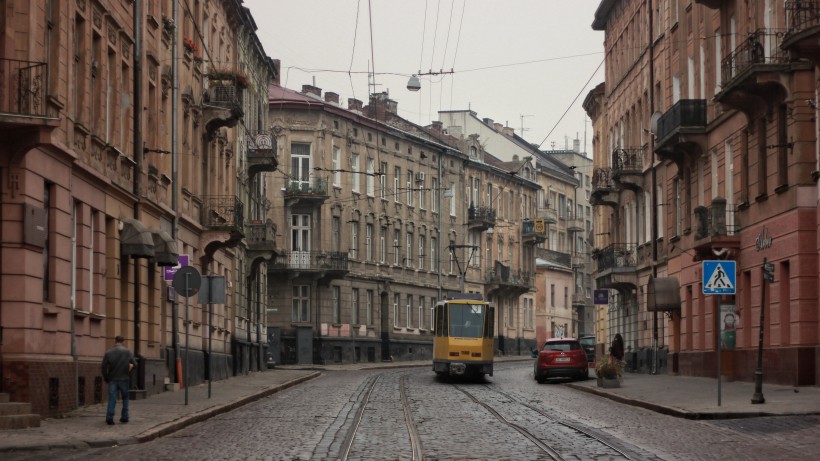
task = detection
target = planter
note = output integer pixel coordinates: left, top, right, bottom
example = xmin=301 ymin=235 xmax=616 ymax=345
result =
xmin=597 ymin=376 xmax=621 ymax=388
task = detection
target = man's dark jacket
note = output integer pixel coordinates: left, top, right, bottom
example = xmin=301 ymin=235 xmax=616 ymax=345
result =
xmin=101 ymin=344 xmax=136 ymax=382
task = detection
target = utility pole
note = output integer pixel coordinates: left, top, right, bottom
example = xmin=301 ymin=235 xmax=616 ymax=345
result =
xmin=448 ymin=244 xmax=478 ymax=293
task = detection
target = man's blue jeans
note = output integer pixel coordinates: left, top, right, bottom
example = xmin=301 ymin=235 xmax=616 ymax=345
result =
xmin=106 ymin=380 xmax=130 ymax=422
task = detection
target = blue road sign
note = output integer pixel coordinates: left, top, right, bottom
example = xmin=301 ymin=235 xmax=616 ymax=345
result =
xmin=703 ymin=260 xmax=736 ymax=295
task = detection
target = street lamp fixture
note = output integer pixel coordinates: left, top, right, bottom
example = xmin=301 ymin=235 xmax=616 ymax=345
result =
xmin=406 ymin=69 xmax=455 ymax=92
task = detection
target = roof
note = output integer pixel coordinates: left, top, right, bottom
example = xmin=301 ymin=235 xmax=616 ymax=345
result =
xmin=592 ymin=0 xmax=617 ymax=30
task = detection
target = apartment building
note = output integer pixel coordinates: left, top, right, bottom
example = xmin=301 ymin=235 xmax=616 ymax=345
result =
xmin=589 ymin=0 xmax=820 ymax=385
xmin=264 ymin=87 xmax=544 ymax=363
xmin=0 ymin=1 xmax=275 ymax=417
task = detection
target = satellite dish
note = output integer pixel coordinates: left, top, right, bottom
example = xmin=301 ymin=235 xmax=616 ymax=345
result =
xmin=649 ymin=112 xmax=663 ymax=135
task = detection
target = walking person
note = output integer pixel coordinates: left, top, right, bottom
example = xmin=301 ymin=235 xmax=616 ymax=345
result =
xmin=610 ymin=333 xmax=625 ymax=376
xmin=101 ymin=335 xmax=136 ymax=425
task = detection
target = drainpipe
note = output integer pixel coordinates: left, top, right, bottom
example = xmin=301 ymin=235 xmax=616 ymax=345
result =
xmin=132 ymin=0 xmax=144 ymax=381
xmin=648 ymin=0 xmax=659 ymax=374
xmin=171 ymin=0 xmax=181 ymax=383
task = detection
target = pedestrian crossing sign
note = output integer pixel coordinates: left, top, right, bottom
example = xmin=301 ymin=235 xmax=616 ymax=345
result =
xmin=703 ymin=260 xmax=736 ymax=295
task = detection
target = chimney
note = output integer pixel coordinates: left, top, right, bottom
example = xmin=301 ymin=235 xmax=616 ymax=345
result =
xmin=301 ymin=84 xmax=322 ymax=99
xmin=431 ymin=121 xmax=443 ymax=133
xmin=503 ymin=126 xmax=514 ymax=136
xmin=573 ymin=138 xmax=581 ymax=152
xmin=367 ymin=92 xmax=394 ymax=121
xmin=271 ymin=59 xmax=281 ymax=86
xmin=348 ymin=98 xmax=363 ymax=112
xmin=483 ymin=118 xmax=494 ymax=126
xmin=324 ymin=92 xmax=340 ymax=104
xmin=494 ymin=122 xmax=503 ymax=132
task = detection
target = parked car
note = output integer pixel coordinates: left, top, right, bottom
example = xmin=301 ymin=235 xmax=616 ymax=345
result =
xmin=579 ymin=335 xmax=596 ymax=364
xmin=533 ymin=338 xmax=589 ymax=383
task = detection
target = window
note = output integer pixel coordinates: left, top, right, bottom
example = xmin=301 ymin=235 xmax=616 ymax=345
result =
xmin=418 ymin=235 xmax=425 ymax=268
xmin=293 ymin=285 xmax=310 ymax=322
xmin=43 ymin=183 xmax=52 ymax=301
xmin=406 ymin=170 xmax=414 ymax=205
xmin=366 ymin=224 xmax=373 ymax=261
xmin=419 ymin=297 xmax=425 ymax=329
xmin=430 ymin=301 xmax=435 ymax=332
xmin=406 ymin=231 xmax=414 ymax=267
xmin=351 ymin=153 xmax=360 ymax=192
xmin=430 ymin=237 xmax=437 ymax=272
xmin=393 ymin=229 xmax=400 ymax=265
xmin=352 ymin=288 xmax=360 ymax=325
xmin=332 ymin=216 xmax=340 ymax=252
xmin=366 ymin=158 xmax=375 ymax=196
xmin=449 ymin=183 xmax=456 ymax=216
xmin=507 ymin=300 xmax=514 ymax=326
xmin=350 ymin=222 xmax=359 ymax=259
xmin=380 ymin=161 xmax=387 ymax=199
xmin=406 ymin=296 xmax=413 ymax=328
xmin=332 ymin=146 xmax=341 ymax=186
xmin=394 ymin=166 xmax=401 ymax=203
xmin=551 ymin=284 xmax=555 ymax=307
xmin=291 ymin=143 xmax=311 ymax=189
xmin=379 ymin=228 xmax=386 ymax=264
xmin=419 ymin=175 xmax=426 ymax=209
xmin=393 ymin=293 xmax=400 ymax=327
xmin=366 ymin=290 xmax=374 ymax=325
xmin=332 ymin=286 xmax=341 ymax=323
xmin=431 ymin=177 xmax=438 ymax=212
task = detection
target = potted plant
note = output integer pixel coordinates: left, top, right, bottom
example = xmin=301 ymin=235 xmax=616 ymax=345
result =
xmin=206 ymin=67 xmax=250 ymax=89
xmin=596 ymin=357 xmax=621 ymax=388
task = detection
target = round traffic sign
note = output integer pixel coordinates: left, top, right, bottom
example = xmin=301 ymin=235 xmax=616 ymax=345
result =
xmin=172 ymin=266 xmax=202 ymax=297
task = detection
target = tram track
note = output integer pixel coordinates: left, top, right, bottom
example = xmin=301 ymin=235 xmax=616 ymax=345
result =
xmin=454 ymin=383 xmax=635 ymax=460
xmin=338 ymin=372 xmax=423 ymax=461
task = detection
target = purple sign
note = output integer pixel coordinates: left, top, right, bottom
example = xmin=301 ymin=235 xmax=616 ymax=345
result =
xmin=593 ymin=289 xmax=609 ymax=305
xmin=164 ymin=254 xmax=189 ymax=281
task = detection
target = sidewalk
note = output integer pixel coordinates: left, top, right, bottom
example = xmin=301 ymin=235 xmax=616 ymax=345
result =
xmin=2 ymin=358 xmax=820 ymax=454
xmin=568 ymin=371 xmax=820 ymax=419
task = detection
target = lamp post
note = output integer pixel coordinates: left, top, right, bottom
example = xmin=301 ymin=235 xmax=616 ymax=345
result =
xmin=406 ymin=69 xmax=455 ymax=92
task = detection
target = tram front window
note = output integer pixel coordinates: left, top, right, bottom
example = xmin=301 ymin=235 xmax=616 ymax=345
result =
xmin=449 ymin=304 xmax=484 ymax=338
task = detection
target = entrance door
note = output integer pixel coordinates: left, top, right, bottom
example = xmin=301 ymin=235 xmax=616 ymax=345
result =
xmin=291 ymin=214 xmax=311 ymax=268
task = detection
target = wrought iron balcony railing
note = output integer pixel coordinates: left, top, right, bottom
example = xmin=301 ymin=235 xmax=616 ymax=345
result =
xmin=522 ymin=219 xmax=547 ymax=241
xmin=592 ymin=167 xmax=616 ymax=190
xmin=0 ymin=58 xmax=49 ymax=117
xmin=535 ymin=207 xmax=558 ymax=224
xmin=246 ymin=131 xmax=275 ymax=152
xmin=269 ymin=251 xmax=349 ymax=271
xmin=246 ymin=219 xmax=276 ymax=248
xmin=467 ymin=205 xmax=496 ymax=229
xmin=655 ymin=99 xmax=707 ymax=142
xmin=611 ymin=147 xmax=644 ymax=175
xmin=485 ymin=268 xmax=534 ymax=289
xmin=786 ymin=1 xmax=820 ymax=37
xmin=595 ymin=244 xmax=637 ymax=272
xmin=285 ymin=177 xmax=329 ymax=198
xmin=201 ymin=195 xmax=243 ymax=229
xmin=721 ymin=29 xmax=788 ymax=86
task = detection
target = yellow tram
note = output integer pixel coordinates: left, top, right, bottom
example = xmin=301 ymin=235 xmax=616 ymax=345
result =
xmin=432 ymin=293 xmax=495 ymax=378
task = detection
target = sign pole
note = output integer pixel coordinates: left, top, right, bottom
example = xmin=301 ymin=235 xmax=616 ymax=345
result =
xmin=208 ymin=276 xmax=213 ymax=399
xmin=752 ymin=258 xmax=767 ymax=404
xmin=184 ymin=272 xmax=189 ymax=406
xmin=716 ymin=295 xmax=721 ymax=407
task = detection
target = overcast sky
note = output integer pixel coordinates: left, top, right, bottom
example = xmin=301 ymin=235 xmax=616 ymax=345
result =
xmin=243 ymin=0 xmax=604 ymax=154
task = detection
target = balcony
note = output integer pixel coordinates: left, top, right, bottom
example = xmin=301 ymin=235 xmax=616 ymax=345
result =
xmin=203 ymin=74 xmax=245 ymax=139
xmin=522 ymin=219 xmax=547 ymax=244
xmin=284 ymin=177 xmax=329 ymax=206
xmin=571 ymin=254 xmax=586 ymax=269
xmin=0 ymin=58 xmax=58 ymax=146
xmin=572 ymin=292 xmax=586 ymax=308
xmin=692 ymin=197 xmax=741 ymax=260
xmin=467 ymin=205 xmax=496 ymax=231
xmin=716 ymin=30 xmax=792 ymax=112
xmin=693 ymin=0 xmax=727 ymax=8
xmin=536 ymin=207 xmax=558 ymax=224
xmin=536 ymin=248 xmax=571 ymax=267
xmin=784 ymin=2 xmax=820 ymax=60
xmin=246 ymin=219 xmax=276 ymax=252
xmin=564 ymin=211 xmax=584 ymax=233
xmin=201 ymin=195 xmax=244 ymax=231
xmin=654 ymin=100 xmax=707 ymax=168
xmin=246 ymin=131 xmax=277 ymax=179
xmin=611 ymin=147 xmax=645 ymax=191
xmin=484 ymin=263 xmax=533 ymax=297
xmin=267 ymin=250 xmax=350 ymax=282
xmin=591 ymin=167 xmax=618 ymax=208
xmin=593 ymin=243 xmax=638 ymax=292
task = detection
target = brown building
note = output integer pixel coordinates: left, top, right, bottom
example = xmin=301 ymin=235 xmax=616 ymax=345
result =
xmin=590 ymin=0 xmax=820 ymax=385
xmin=0 ymin=0 xmax=275 ymax=418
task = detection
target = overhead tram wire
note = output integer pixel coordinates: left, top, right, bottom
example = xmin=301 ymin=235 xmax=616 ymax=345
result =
xmin=348 ymin=0 xmax=363 ymax=102
xmin=449 ymin=0 xmax=466 ymax=109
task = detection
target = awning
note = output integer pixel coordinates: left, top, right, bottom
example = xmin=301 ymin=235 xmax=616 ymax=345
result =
xmin=151 ymin=230 xmax=179 ymax=266
xmin=647 ymin=276 xmax=681 ymax=312
xmin=120 ymin=218 xmax=154 ymax=259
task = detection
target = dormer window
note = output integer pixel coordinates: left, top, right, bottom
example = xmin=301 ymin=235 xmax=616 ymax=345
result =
xmin=470 ymin=146 xmax=477 ymax=158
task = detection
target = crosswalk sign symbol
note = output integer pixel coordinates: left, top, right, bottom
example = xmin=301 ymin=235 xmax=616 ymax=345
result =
xmin=703 ymin=260 xmax=736 ymax=295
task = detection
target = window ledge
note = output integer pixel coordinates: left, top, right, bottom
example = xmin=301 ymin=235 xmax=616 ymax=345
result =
xmin=74 ymin=309 xmax=90 ymax=319
xmin=43 ymin=305 xmax=59 ymax=316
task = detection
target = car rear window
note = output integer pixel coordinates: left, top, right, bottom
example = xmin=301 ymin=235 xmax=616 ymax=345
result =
xmin=543 ymin=341 xmax=581 ymax=351
xmin=579 ymin=337 xmax=595 ymax=347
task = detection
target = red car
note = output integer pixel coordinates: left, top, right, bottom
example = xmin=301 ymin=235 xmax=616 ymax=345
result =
xmin=533 ymin=338 xmax=589 ymax=383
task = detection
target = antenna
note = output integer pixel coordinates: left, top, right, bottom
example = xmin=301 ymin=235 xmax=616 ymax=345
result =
xmin=520 ymin=114 xmax=533 ymax=137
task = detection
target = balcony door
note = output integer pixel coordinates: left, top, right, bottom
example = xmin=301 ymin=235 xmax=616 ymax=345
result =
xmin=291 ymin=214 xmax=311 ymax=268
xmin=291 ymin=143 xmax=311 ymax=191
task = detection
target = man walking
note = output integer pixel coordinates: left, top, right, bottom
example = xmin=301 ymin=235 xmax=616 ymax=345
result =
xmin=101 ymin=335 xmax=136 ymax=425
